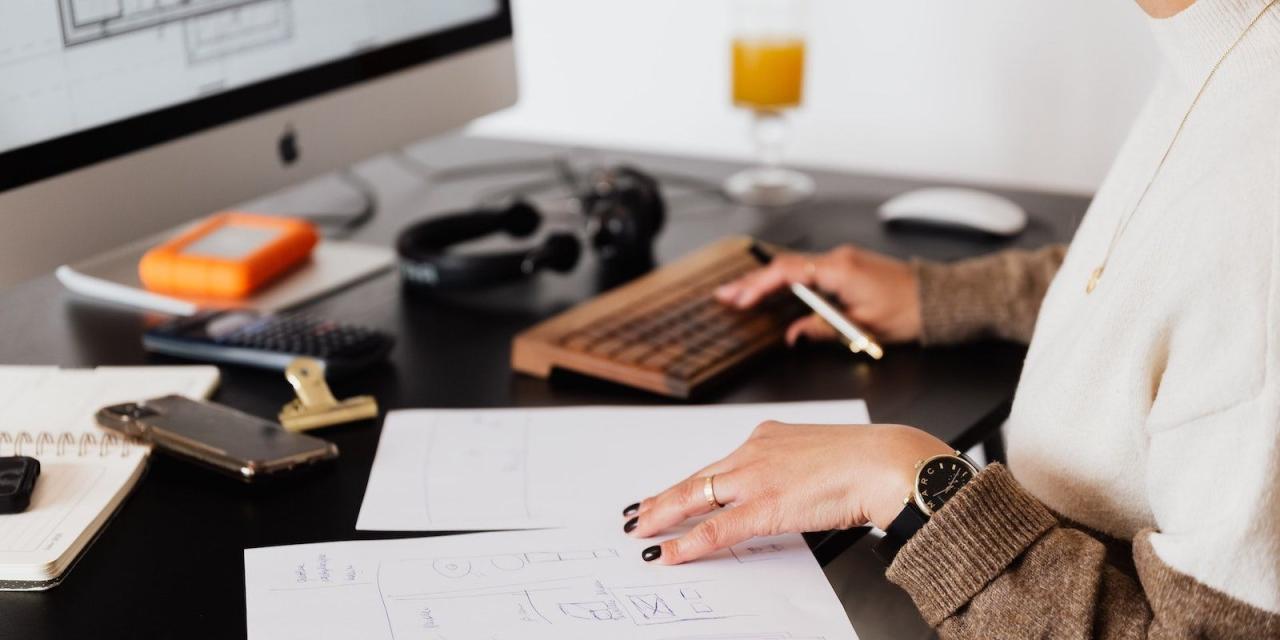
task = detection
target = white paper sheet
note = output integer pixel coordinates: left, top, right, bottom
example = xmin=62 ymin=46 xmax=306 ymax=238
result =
xmin=357 ymin=401 xmax=870 ymax=531
xmin=244 ymin=527 xmax=858 ymax=640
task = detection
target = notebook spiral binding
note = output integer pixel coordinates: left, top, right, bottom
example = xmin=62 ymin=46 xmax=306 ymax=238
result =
xmin=0 ymin=431 xmax=135 ymax=458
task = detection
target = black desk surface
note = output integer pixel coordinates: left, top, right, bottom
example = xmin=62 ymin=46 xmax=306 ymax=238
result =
xmin=0 ymin=135 xmax=1086 ymax=639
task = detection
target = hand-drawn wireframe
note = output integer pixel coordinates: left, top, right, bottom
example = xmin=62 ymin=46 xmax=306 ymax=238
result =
xmin=375 ymin=546 xmax=752 ymax=637
xmin=611 ymin=583 xmax=725 ymax=626
xmin=491 ymin=554 xmax=527 ymax=572
xmin=246 ymin=531 xmax=855 ymax=640
xmin=381 ymin=575 xmax=745 ymax=635
xmin=56 ymin=0 xmax=294 ymax=64
xmin=429 ymin=548 xmax=618 ymax=579
xmin=729 ymin=541 xmax=788 ymax=563
xmin=559 ymin=601 xmax=626 ymax=621
xmin=432 ymin=558 xmax=472 ymax=579
xmin=627 ymin=594 xmax=677 ymax=620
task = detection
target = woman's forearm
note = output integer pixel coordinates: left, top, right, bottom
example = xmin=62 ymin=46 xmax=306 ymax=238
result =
xmin=886 ymin=465 xmax=1280 ymax=638
xmin=912 ymin=244 xmax=1068 ymax=346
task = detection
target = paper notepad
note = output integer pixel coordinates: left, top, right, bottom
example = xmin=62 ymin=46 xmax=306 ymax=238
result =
xmin=357 ymin=400 xmax=870 ymax=531
xmin=244 ymin=527 xmax=858 ymax=640
xmin=0 ymin=366 xmax=220 ymax=590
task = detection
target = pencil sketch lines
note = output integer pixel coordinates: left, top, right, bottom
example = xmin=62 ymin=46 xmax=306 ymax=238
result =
xmin=608 ymin=581 xmax=740 ymax=626
xmin=433 ymin=558 xmax=472 ymax=579
xmin=729 ymin=542 xmax=787 ymax=563
xmin=422 ymin=414 xmax=533 ymax=525
xmin=629 ymin=594 xmax=678 ymax=619
xmin=429 ymin=548 xmax=619 ymax=579
xmin=376 ymin=569 xmax=747 ymax=634
xmin=559 ymin=600 xmax=626 ymax=621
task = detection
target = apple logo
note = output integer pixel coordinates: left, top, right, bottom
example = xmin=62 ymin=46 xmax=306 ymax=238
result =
xmin=278 ymin=125 xmax=300 ymax=166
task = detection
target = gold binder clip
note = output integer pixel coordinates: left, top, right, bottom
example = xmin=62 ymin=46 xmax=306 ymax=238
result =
xmin=278 ymin=358 xmax=378 ymax=432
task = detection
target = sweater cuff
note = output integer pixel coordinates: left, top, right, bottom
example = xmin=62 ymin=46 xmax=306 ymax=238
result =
xmin=886 ymin=463 xmax=1057 ymax=625
xmin=912 ymin=257 xmax=997 ymax=346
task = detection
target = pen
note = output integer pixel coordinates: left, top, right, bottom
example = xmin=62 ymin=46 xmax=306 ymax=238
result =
xmin=748 ymin=242 xmax=884 ymax=360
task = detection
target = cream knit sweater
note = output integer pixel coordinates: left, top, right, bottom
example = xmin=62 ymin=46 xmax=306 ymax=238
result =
xmin=1002 ymin=0 xmax=1280 ymax=615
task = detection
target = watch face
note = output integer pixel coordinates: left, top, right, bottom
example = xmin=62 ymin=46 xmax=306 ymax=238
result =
xmin=916 ymin=456 xmax=975 ymax=515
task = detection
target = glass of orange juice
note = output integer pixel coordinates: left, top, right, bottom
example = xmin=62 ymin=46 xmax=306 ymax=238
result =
xmin=725 ymin=0 xmax=814 ymax=207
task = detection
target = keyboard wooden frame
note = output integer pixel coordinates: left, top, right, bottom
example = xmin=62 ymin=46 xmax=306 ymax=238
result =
xmin=511 ymin=236 xmax=791 ymax=398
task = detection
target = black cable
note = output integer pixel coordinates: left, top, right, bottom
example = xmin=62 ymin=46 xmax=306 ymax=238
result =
xmin=259 ymin=150 xmax=725 ymax=239
xmin=390 ymin=148 xmax=555 ymax=184
xmin=299 ymin=168 xmax=379 ymax=237
xmin=393 ymin=148 xmax=730 ymax=212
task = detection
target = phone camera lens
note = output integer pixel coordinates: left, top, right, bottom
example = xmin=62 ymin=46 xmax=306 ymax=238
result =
xmin=110 ymin=404 xmax=157 ymax=420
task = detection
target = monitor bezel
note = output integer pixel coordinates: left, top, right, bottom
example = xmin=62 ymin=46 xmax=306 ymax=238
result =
xmin=0 ymin=1 xmax=513 ymax=193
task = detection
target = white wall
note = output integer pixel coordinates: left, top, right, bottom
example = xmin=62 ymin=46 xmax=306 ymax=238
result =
xmin=470 ymin=0 xmax=1163 ymax=195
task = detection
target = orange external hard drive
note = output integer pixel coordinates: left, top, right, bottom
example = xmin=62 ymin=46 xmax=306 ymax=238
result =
xmin=139 ymin=212 xmax=318 ymax=299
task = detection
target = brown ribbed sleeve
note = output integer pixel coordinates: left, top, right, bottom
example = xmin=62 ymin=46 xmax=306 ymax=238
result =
xmin=911 ymin=244 xmax=1067 ymax=346
xmin=886 ymin=464 xmax=1280 ymax=638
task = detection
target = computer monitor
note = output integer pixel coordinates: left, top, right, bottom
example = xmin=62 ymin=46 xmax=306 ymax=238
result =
xmin=0 ymin=1 xmax=516 ymax=286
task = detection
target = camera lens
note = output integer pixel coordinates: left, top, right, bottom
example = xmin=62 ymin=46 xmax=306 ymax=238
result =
xmin=110 ymin=404 xmax=156 ymax=420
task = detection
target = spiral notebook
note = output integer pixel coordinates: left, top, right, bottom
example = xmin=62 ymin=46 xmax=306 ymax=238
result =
xmin=0 ymin=365 xmax=220 ymax=590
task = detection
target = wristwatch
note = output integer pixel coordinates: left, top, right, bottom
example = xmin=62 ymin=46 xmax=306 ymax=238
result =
xmin=873 ymin=451 xmax=980 ymax=564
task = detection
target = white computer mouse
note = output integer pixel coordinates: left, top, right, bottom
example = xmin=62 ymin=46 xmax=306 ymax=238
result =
xmin=878 ymin=187 xmax=1027 ymax=237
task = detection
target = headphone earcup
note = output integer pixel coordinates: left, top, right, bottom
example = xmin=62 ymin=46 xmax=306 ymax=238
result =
xmin=397 ymin=200 xmax=555 ymax=290
xmin=501 ymin=201 xmax=541 ymax=238
xmin=523 ymin=232 xmax=581 ymax=274
xmin=619 ymin=167 xmax=665 ymax=243
xmin=586 ymin=167 xmax=665 ymax=263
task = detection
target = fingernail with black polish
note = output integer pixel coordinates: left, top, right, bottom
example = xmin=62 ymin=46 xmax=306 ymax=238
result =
xmin=622 ymin=502 xmax=640 ymax=517
xmin=624 ymin=516 xmax=639 ymax=534
xmin=642 ymin=545 xmax=662 ymax=562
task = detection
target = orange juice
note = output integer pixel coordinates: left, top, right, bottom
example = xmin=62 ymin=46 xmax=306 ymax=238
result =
xmin=732 ymin=38 xmax=806 ymax=111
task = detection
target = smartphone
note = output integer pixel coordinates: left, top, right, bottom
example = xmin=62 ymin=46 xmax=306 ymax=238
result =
xmin=95 ymin=395 xmax=338 ymax=482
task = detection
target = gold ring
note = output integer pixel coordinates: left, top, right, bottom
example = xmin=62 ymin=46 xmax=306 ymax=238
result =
xmin=704 ymin=475 xmax=724 ymax=509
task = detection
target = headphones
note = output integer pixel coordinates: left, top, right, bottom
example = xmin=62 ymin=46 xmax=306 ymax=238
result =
xmin=397 ymin=166 xmax=665 ymax=290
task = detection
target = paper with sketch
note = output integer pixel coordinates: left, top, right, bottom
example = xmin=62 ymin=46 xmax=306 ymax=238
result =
xmin=357 ymin=401 xmax=870 ymax=531
xmin=244 ymin=527 xmax=858 ymax=640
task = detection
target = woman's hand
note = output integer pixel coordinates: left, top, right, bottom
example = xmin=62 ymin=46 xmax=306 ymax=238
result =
xmin=715 ymin=245 xmax=923 ymax=344
xmin=622 ymin=421 xmax=952 ymax=565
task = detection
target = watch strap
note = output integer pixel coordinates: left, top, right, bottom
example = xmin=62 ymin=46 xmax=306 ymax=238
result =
xmin=873 ymin=501 xmax=929 ymax=564
xmin=873 ymin=451 xmax=981 ymax=565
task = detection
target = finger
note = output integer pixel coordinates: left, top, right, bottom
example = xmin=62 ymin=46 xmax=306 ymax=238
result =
xmin=732 ymin=254 xmax=817 ymax=308
xmin=713 ymin=264 xmax=772 ymax=303
xmin=628 ymin=471 xmax=744 ymax=539
xmin=713 ymin=265 xmax=788 ymax=308
xmin=632 ymin=437 xmax=759 ymax=520
xmin=785 ymin=314 xmax=839 ymax=346
xmin=811 ymin=246 xmax=867 ymax=293
xmin=649 ymin=502 xmax=770 ymax=565
xmin=684 ymin=438 xmax=762 ymax=484
xmin=628 ymin=455 xmax=735 ymax=520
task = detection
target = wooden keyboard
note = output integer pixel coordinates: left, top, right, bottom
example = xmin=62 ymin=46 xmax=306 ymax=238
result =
xmin=512 ymin=236 xmax=805 ymax=397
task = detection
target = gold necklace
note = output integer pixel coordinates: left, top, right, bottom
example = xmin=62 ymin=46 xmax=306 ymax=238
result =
xmin=1086 ymin=0 xmax=1279 ymax=294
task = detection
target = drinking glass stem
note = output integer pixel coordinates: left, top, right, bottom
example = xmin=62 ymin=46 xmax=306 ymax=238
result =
xmin=752 ymin=110 xmax=790 ymax=172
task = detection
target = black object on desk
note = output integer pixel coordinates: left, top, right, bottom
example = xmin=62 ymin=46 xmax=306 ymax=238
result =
xmin=97 ymin=396 xmax=339 ymax=482
xmin=0 ymin=457 xmax=40 ymax=515
xmin=143 ymin=310 xmax=394 ymax=374
xmin=0 ymin=135 xmax=1084 ymax=639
